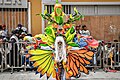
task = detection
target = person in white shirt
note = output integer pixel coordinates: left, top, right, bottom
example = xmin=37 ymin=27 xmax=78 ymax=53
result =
xmin=80 ymin=25 xmax=90 ymax=36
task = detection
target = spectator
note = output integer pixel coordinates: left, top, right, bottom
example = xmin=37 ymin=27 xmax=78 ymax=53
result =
xmin=0 ymin=25 xmax=8 ymax=41
xmin=104 ymin=43 xmax=117 ymax=72
xmin=27 ymin=34 xmax=32 ymax=37
xmin=15 ymin=24 xmax=27 ymax=35
xmin=97 ymin=40 xmax=105 ymax=67
xmin=19 ymin=32 xmax=29 ymax=68
xmin=0 ymin=25 xmax=9 ymax=68
xmin=0 ymin=25 xmax=3 ymax=68
xmin=2 ymin=24 xmax=8 ymax=38
xmin=113 ymin=40 xmax=119 ymax=65
xmin=79 ymin=25 xmax=82 ymax=35
xmin=19 ymin=32 xmax=27 ymax=41
xmin=8 ymin=30 xmax=21 ymax=67
xmin=81 ymin=25 xmax=90 ymax=36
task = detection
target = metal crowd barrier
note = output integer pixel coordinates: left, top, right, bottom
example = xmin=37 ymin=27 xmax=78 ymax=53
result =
xmin=0 ymin=42 xmax=120 ymax=73
xmin=0 ymin=42 xmax=34 ymax=73
xmin=102 ymin=42 xmax=120 ymax=71
xmin=85 ymin=43 xmax=103 ymax=72
xmin=0 ymin=42 xmax=9 ymax=72
xmin=86 ymin=42 xmax=120 ymax=72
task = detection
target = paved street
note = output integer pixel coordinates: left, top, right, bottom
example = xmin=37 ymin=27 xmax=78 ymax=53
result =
xmin=0 ymin=70 xmax=120 ymax=80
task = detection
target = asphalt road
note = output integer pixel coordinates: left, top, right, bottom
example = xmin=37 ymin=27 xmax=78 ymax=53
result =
xmin=0 ymin=70 xmax=120 ymax=80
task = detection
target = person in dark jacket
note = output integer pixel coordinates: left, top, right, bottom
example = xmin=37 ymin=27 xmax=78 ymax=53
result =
xmin=8 ymin=30 xmax=21 ymax=67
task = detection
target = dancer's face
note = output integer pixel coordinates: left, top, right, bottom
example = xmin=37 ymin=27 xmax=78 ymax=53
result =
xmin=58 ymin=41 xmax=62 ymax=48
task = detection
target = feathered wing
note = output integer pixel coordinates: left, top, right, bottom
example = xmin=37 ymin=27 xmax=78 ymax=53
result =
xmin=29 ymin=49 xmax=56 ymax=79
xmin=64 ymin=27 xmax=97 ymax=79
xmin=66 ymin=49 xmax=94 ymax=79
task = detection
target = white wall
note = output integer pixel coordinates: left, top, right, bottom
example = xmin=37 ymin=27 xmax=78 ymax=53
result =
xmin=42 ymin=0 xmax=61 ymax=3
xmin=71 ymin=5 xmax=120 ymax=16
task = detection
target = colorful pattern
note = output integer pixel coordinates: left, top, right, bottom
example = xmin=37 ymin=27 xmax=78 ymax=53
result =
xmin=24 ymin=0 xmax=99 ymax=79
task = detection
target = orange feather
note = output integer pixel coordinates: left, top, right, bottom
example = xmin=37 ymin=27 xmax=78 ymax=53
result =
xmin=79 ymin=57 xmax=84 ymax=64
xmin=86 ymin=51 xmax=94 ymax=57
xmin=76 ymin=59 xmax=80 ymax=67
xmin=84 ymin=54 xmax=92 ymax=60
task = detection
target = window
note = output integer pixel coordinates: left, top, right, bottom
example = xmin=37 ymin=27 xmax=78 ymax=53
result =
xmin=44 ymin=5 xmax=120 ymax=16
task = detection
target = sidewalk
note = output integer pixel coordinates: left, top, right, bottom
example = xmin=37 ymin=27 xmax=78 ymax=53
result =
xmin=0 ymin=70 xmax=120 ymax=80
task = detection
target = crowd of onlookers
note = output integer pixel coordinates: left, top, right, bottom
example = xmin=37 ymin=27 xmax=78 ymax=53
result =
xmin=0 ymin=24 xmax=119 ymax=72
xmin=75 ymin=25 xmax=90 ymax=36
xmin=0 ymin=24 xmax=28 ymax=42
xmin=0 ymin=24 xmax=31 ymax=69
xmin=74 ymin=25 xmax=120 ymax=71
xmin=99 ymin=40 xmax=120 ymax=72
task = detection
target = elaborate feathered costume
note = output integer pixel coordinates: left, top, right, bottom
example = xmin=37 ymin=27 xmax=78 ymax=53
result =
xmin=24 ymin=0 xmax=99 ymax=79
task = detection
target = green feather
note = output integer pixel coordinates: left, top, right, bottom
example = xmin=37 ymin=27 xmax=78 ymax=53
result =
xmin=68 ymin=42 xmax=79 ymax=47
xmin=39 ymin=44 xmax=49 ymax=47
xmin=66 ymin=32 xmax=76 ymax=43
xmin=56 ymin=0 xmax=58 ymax=3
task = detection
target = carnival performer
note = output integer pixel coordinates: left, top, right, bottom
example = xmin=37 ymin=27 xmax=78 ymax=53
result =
xmin=25 ymin=0 xmax=99 ymax=80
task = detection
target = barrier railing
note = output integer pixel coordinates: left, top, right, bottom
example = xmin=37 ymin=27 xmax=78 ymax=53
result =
xmin=0 ymin=42 xmax=34 ymax=73
xmin=0 ymin=42 xmax=10 ymax=72
xmin=85 ymin=44 xmax=103 ymax=72
xmin=102 ymin=42 xmax=120 ymax=71
xmin=0 ymin=42 xmax=120 ymax=73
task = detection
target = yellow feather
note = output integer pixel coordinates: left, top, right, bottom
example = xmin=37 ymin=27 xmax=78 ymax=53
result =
xmin=37 ymin=56 xmax=51 ymax=72
xmin=47 ymin=60 xmax=54 ymax=76
xmin=30 ymin=54 xmax=50 ymax=61
xmin=39 ymin=34 xmax=48 ymax=43
xmin=33 ymin=55 xmax=50 ymax=67
xmin=41 ymin=57 xmax=52 ymax=75
xmin=52 ymin=69 xmax=56 ymax=78
xmin=29 ymin=50 xmax=53 ymax=55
